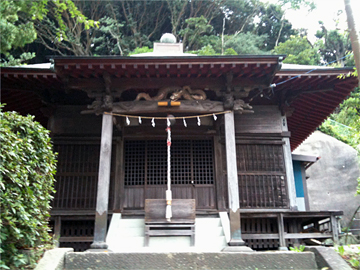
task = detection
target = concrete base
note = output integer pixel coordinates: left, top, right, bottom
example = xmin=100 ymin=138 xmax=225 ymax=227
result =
xmin=64 ymin=251 xmax=317 ymax=270
xmin=85 ymin=249 xmax=113 ymax=253
xmin=90 ymin=241 xmax=108 ymax=249
xmin=222 ymin=246 xmax=254 ymax=252
xmin=278 ymin=247 xmax=289 ymax=251
xmin=35 ymin=248 xmax=73 ymax=270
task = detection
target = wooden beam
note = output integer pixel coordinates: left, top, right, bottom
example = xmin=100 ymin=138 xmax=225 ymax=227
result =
xmin=90 ymin=113 xmax=113 ymax=249
xmin=111 ymin=100 xmax=225 ymax=114
xmin=67 ymin=77 xmax=270 ymax=93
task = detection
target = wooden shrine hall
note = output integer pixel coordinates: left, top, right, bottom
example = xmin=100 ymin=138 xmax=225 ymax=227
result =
xmin=1 ymin=40 xmax=358 ymax=252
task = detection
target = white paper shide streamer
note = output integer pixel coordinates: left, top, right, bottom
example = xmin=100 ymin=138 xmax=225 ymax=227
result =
xmin=126 ymin=116 xmax=130 ymax=125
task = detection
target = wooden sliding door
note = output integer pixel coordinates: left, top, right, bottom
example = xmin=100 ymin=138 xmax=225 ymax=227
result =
xmin=122 ymin=139 xmax=216 ymax=210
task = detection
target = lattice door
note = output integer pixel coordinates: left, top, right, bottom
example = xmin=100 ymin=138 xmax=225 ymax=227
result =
xmin=123 ymin=139 xmax=215 ymax=209
xmin=236 ymin=143 xmax=289 ymax=208
xmin=52 ymin=142 xmax=115 ymax=210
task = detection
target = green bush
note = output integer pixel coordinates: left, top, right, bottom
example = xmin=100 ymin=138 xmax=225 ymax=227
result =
xmin=0 ymin=107 xmax=57 ymax=269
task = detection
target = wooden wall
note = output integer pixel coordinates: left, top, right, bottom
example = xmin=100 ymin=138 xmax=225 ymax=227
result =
xmin=220 ymin=106 xmax=289 ymax=209
xmin=50 ymin=105 xmax=290 ymax=214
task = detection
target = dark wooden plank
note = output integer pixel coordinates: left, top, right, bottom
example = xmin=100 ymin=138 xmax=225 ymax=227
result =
xmin=60 ymin=236 xmax=94 ymax=242
xmin=284 ymin=233 xmax=332 ymax=239
xmin=234 ymin=106 xmax=282 ymax=134
xmin=242 ymin=234 xmax=279 ymax=239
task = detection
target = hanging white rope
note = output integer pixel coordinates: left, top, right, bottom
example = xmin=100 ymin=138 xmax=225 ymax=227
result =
xmin=165 ymin=118 xmax=172 ymax=221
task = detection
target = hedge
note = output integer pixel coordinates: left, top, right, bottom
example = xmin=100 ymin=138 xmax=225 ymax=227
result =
xmin=0 ymin=107 xmax=57 ymax=269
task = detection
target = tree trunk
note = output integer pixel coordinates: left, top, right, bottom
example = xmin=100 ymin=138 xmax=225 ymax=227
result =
xmin=344 ymin=0 xmax=360 ymax=87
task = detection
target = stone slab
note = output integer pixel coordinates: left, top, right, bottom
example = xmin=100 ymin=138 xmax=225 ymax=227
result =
xmin=35 ymin=248 xmax=73 ymax=270
xmin=64 ymin=251 xmax=317 ymax=270
xmin=305 ymin=246 xmax=352 ymax=270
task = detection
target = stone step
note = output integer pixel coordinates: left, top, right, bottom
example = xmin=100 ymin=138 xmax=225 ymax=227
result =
xmin=106 ymin=215 xmax=227 ymax=252
xmin=64 ymin=251 xmax=319 ymax=270
xmin=108 ymin=235 xmax=227 ymax=251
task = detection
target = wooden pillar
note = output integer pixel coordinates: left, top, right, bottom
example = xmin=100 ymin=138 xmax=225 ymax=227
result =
xmin=331 ymin=214 xmax=339 ymax=245
xmin=281 ymin=116 xmax=297 ymax=210
xmin=277 ymin=213 xmax=288 ymax=250
xmin=91 ymin=113 xmax=113 ymax=249
xmin=224 ymin=111 xmax=245 ymax=246
xmin=54 ymin=216 xmax=61 ymax=248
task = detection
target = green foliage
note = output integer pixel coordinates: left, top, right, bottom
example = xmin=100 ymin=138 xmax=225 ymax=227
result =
xmin=318 ymin=119 xmax=359 ymax=150
xmin=179 ymin=16 xmax=214 ymax=51
xmin=289 ymin=245 xmax=305 ymax=252
xmin=254 ymin=3 xmax=296 ymax=51
xmin=93 ymin=16 xmax=125 ymax=56
xmin=335 ymin=245 xmax=360 ymax=268
xmin=315 ymin=23 xmax=352 ymax=66
xmin=272 ymin=36 xmax=320 ymax=65
xmin=349 ymin=258 xmax=360 ymax=268
xmin=0 ymin=52 xmax=36 ymax=67
xmin=278 ymin=0 xmax=316 ymax=11
xmin=129 ymin=46 xmax=153 ymax=56
xmin=224 ymin=48 xmax=238 ymax=55
xmin=1 ymin=0 xmax=96 ymax=65
xmin=192 ymin=44 xmax=217 ymax=56
xmin=0 ymin=106 xmax=57 ymax=269
xmin=0 ymin=0 xmax=37 ymax=54
xmin=225 ymin=33 xmax=269 ymax=55
xmin=336 ymin=245 xmax=346 ymax=256
xmin=319 ymin=85 xmax=360 ymax=151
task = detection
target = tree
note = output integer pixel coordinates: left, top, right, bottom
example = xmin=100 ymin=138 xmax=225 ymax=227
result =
xmin=344 ymin=0 xmax=360 ymax=87
xmin=224 ymin=33 xmax=269 ymax=55
xmin=0 ymin=0 xmax=96 ymax=65
xmin=0 ymin=106 xmax=57 ymax=269
xmin=315 ymin=23 xmax=352 ymax=67
xmin=272 ymin=0 xmax=315 ymax=47
xmin=93 ymin=16 xmax=125 ymax=56
xmin=34 ymin=0 xmax=102 ymax=56
xmin=119 ymin=0 xmax=168 ymax=48
xmin=272 ymin=35 xmax=321 ymax=65
xmin=179 ymin=16 xmax=214 ymax=51
xmin=254 ymin=3 xmax=296 ymax=51
xmin=0 ymin=1 xmax=38 ymax=65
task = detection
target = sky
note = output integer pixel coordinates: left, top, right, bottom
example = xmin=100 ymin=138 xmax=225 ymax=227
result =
xmin=266 ymin=0 xmax=360 ymax=43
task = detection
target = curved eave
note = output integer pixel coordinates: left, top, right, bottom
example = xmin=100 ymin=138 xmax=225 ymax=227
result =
xmin=273 ymin=67 xmax=358 ymax=150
